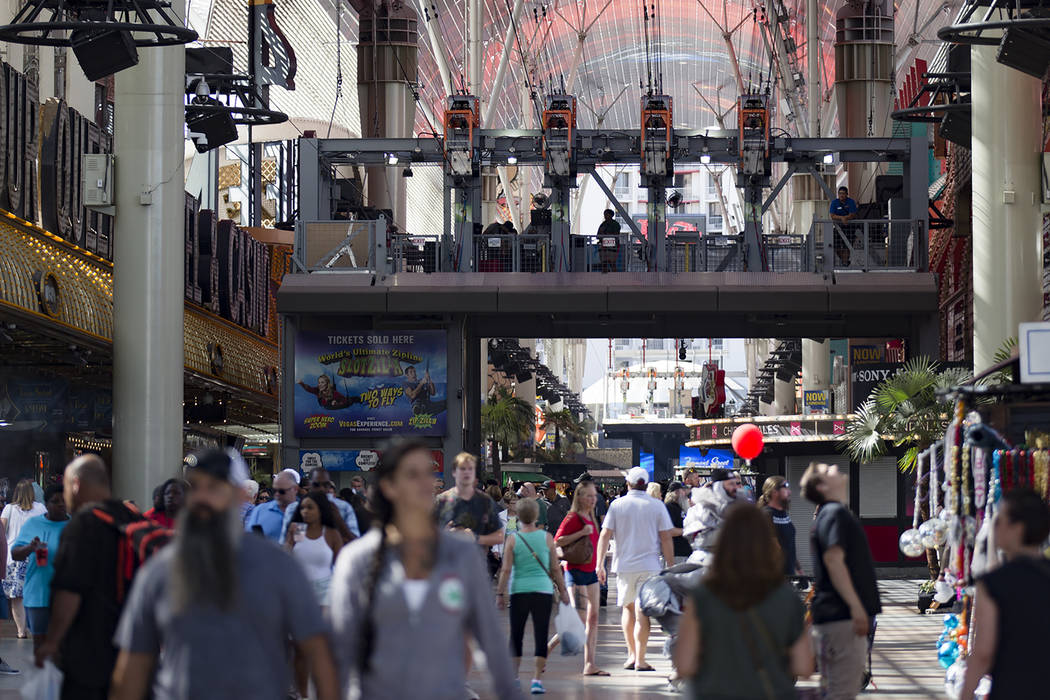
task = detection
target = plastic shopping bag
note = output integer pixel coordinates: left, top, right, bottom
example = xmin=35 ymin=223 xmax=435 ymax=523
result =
xmin=555 ymin=602 xmax=586 ymax=656
xmin=21 ymin=660 xmax=62 ymax=700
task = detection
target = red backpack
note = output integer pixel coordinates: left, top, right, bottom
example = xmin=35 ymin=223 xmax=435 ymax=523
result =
xmin=91 ymin=502 xmax=174 ymax=603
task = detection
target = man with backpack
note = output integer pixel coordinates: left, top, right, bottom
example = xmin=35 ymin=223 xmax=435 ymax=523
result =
xmin=110 ymin=449 xmax=338 ymax=700
xmin=35 ymin=454 xmax=148 ymax=700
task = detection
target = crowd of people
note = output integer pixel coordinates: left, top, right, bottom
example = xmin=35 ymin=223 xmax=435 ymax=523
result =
xmin=0 ymin=445 xmax=1045 ymax=700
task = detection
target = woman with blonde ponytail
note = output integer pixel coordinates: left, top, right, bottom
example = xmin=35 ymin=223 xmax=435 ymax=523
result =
xmin=329 ymin=439 xmax=523 ymax=700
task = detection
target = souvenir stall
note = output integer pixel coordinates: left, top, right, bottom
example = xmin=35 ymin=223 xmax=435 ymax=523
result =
xmin=899 ymin=383 xmax=1050 ymax=699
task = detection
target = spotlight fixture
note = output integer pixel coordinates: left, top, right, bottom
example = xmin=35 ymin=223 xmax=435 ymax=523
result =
xmin=700 ymin=149 xmax=711 ymax=165
xmin=387 ymin=153 xmax=399 ymax=165
xmin=666 ymin=190 xmax=683 ymax=209
xmin=532 ymin=192 xmax=550 ymax=210
xmin=822 ymin=152 xmax=835 ymax=165
xmin=0 ymin=0 xmax=198 ymax=81
xmin=507 ymin=155 xmax=518 ymax=165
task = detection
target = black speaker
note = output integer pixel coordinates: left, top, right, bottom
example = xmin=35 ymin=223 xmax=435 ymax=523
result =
xmin=186 ymin=47 xmax=235 ymax=76
xmin=186 ymin=100 xmax=238 ymax=153
xmin=997 ymin=27 xmax=1050 ymax=79
xmin=875 ymin=176 xmax=904 ymax=206
xmin=939 ymin=109 xmax=971 ymax=147
xmin=947 ymin=44 xmax=971 ymax=91
xmin=71 ymin=28 xmax=139 ymax=81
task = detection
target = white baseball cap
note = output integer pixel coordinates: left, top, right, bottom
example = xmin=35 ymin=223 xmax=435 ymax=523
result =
xmin=625 ymin=466 xmax=649 ymax=485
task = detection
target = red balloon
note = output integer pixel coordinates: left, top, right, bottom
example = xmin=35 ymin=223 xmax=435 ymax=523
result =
xmin=731 ymin=423 xmax=764 ymax=460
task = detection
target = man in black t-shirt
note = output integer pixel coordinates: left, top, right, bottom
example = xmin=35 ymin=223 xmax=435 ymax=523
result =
xmin=801 ymin=462 xmax=881 ymax=700
xmin=596 ymin=209 xmax=622 ymax=272
xmin=35 ymin=455 xmax=131 ymax=700
xmin=760 ymin=475 xmax=802 ymax=578
xmin=663 ymin=482 xmax=692 ymax=560
xmin=434 ymin=453 xmax=503 ymax=549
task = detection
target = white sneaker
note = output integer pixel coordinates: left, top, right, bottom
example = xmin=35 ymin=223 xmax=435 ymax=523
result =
xmin=0 ymin=661 xmax=19 ymax=675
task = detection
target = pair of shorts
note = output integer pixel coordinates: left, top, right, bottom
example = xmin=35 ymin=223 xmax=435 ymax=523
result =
xmin=615 ymin=570 xmax=658 ymax=607
xmin=566 ymin=569 xmax=598 ymax=587
xmin=2 ymin=560 xmax=26 ymax=599
xmin=26 ymin=606 xmax=50 ymax=635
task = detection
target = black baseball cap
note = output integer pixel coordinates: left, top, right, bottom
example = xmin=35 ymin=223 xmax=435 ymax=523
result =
xmin=668 ymin=481 xmax=685 ymax=492
xmin=709 ymin=468 xmax=731 ymax=482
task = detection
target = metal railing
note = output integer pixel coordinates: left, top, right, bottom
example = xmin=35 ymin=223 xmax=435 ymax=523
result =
xmin=292 ymin=217 xmax=927 ymax=275
xmin=472 ymin=234 xmax=551 ymax=272
xmin=808 ymin=219 xmax=926 ymax=272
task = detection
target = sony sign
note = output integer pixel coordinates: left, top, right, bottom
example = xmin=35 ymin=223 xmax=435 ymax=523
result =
xmin=850 ymin=362 xmax=905 ymax=411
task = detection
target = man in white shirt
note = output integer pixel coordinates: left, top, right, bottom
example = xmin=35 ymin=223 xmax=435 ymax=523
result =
xmin=596 ymin=467 xmax=674 ymax=672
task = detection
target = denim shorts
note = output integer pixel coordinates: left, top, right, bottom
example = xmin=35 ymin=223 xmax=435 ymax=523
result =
xmin=26 ymin=606 xmax=50 ymax=635
xmin=566 ymin=569 xmax=598 ymax=587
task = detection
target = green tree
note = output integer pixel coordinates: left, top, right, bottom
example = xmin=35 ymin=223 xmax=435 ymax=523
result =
xmin=481 ymin=386 xmax=534 ymax=480
xmin=843 ymin=356 xmax=970 ymax=474
xmin=541 ymin=408 xmax=584 ymax=452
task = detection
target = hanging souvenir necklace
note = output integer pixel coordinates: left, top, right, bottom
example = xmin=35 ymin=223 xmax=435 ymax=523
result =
xmin=1034 ymin=450 xmax=1050 ymax=501
xmin=973 ymin=447 xmax=987 ymax=510
xmin=991 ymin=450 xmax=1002 ymax=505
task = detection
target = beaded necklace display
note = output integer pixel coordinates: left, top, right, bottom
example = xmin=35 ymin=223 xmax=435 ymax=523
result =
xmin=991 ymin=450 xmax=1002 ymax=505
xmin=1035 ymin=451 xmax=1050 ymax=501
xmin=973 ymin=447 xmax=987 ymax=510
xmin=961 ymin=444 xmax=972 ymax=582
xmin=929 ymin=442 xmax=940 ymax=517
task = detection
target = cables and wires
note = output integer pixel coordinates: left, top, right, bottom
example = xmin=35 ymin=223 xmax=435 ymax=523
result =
xmin=326 ymin=0 xmax=343 ymax=138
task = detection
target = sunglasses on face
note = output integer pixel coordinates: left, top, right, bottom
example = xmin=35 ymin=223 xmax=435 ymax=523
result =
xmin=312 ymin=481 xmax=334 ymax=489
xmin=273 ymin=487 xmax=293 ymax=495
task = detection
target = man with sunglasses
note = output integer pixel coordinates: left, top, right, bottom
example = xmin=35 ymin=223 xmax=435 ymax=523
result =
xmin=760 ymin=475 xmax=803 ymax=579
xmin=279 ymin=468 xmax=360 ymax=544
xmin=245 ymin=470 xmax=300 ymax=543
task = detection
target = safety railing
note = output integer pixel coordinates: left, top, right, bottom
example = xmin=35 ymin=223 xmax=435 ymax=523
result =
xmin=766 ymin=234 xmax=806 ymax=273
xmin=808 ymin=219 xmax=926 ymax=272
xmin=293 ymin=218 xmax=385 ymax=272
xmin=391 ymin=233 xmax=441 ymax=273
xmin=472 ymin=233 xmax=551 ymax=272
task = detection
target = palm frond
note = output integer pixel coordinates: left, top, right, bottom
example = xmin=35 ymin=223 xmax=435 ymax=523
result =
xmin=843 ymin=400 xmax=889 ymax=464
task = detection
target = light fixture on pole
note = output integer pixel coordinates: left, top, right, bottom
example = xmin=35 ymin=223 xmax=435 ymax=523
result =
xmin=700 ymin=148 xmax=711 ymax=165
xmin=0 ymin=0 xmax=198 ymax=81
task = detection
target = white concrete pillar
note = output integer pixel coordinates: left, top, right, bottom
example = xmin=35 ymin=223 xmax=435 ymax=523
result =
xmin=112 ymin=16 xmax=186 ymax=504
xmin=802 ymin=338 xmax=830 ymax=409
xmin=971 ymin=43 xmax=1043 ymax=373
xmin=772 ymin=376 xmax=796 ymax=416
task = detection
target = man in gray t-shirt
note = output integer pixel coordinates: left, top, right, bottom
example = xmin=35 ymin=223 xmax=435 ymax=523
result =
xmin=109 ymin=449 xmax=338 ymax=700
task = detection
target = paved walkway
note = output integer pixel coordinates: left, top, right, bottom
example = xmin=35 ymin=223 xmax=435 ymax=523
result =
xmin=466 ymin=578 xmax=948 ymax=699
xmin=0 ymin=580 xmax=948 ymax=699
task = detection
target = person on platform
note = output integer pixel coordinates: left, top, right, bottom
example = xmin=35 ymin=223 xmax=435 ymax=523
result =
xmin=759 ymin=476 xmax=804 ymax=579
xmin=673 ymin=503 xmax=814 ymax=698
xmin=596 ymin=209 xmax=622 ymax=272
xmin=245 ymin=469 xmax=298 ymax=542
xmin=330 ymin=439 xmax=523 ymax=700
xmin=829 ymin=186 xmax=859 ymax=265
xmin=11 ymin=484 xmax=69 ymax=646
xmin=961 ymin=488 xmax=1050 ymax=700
xmin=109 ymin=449 xmax=338 ymax=700
xmin=801 ymin=462 xmax=881 ymax=700
xmin=596 ymin=467 xmax=675 ymax=672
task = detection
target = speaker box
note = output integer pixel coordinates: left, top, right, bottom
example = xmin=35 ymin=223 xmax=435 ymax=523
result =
xmin=186 ymin=101 xmax=238 ymax=153
xmin=71 ymin=29 xmax=138 ymax=81
xmin=186 ymin=47 xmax=234 ymax=76
xmin=997 ymin=27 xmax=1050 ymax=79
xmin=939 ymin=110 xmax=971 ymax=147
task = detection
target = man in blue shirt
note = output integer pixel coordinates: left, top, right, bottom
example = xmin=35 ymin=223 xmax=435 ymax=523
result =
xmin=279 ymin=468 xmax=360 ymax=542
xmin=245 ymin=470 xmax=299 ymax=542
xmin=829 ymin=186 xmax=859 ymax=265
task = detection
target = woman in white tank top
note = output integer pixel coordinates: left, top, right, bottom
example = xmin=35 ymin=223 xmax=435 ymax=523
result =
xmin=285 ymin=491 xmax=343 ymax=610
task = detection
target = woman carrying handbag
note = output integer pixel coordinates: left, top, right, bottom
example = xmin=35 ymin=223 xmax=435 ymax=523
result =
xmin=553 ymin=480 xmax=608 ymax=676
xmin=673 ymin=503 xmax=815 ymax=699
xmin=496 ymin=498 xmax=570 ymax=695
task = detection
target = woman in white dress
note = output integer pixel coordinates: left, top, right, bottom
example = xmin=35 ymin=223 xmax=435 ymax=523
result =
xmin=1 ymin=480 xmax=45 ymax=639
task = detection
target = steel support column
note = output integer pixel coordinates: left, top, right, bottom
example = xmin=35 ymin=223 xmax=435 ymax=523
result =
xmin=112 ymin=4 xmax=186 ymax=505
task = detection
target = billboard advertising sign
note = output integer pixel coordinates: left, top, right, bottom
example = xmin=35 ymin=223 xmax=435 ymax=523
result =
xmin=293 ymin=330 xmax=447 ymax=437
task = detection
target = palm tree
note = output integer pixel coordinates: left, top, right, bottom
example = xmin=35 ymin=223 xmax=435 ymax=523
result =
xmin=481 ymin=386 xmax=534 ymax=480
xmin=843 ymin=356 xmax=971 ymax=474
xmin=843 ymin=356 xmax=970 ymax=579
xmin=541 ymin=408 xmax=584 ymax=452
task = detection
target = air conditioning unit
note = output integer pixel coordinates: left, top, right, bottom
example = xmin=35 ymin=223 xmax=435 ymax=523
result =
xmin=83 ymin=154 xmax=114 ymax=207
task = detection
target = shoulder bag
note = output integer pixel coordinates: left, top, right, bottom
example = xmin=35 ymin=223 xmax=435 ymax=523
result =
xmin=559 ymin=513 xmax=594 ymax=566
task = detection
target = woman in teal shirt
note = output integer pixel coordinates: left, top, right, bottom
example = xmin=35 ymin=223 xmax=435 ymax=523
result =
xmin=11 ymin=485 xmax=69 ymax=645
xmin=496 ymin=497 xmax=569 ymax=695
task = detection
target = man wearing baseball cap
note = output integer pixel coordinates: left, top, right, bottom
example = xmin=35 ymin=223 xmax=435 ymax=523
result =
xmin=595 ymin=466 xmax=674 ymax=672
xmin=110 ymin=450 xmax=339 ymax=700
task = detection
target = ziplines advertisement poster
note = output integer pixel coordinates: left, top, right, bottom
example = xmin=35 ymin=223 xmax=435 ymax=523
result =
xmin=294 ymin=330 xmax=447 ymax=437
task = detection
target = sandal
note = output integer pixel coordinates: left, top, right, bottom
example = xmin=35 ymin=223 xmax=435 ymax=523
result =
xmin=635 ymin=663 xmax=656 ymax=672
xmin=584 ymin=669 xmax=611 ymax=677
xmin=622 ymin=659 xmax=636 ymax=670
